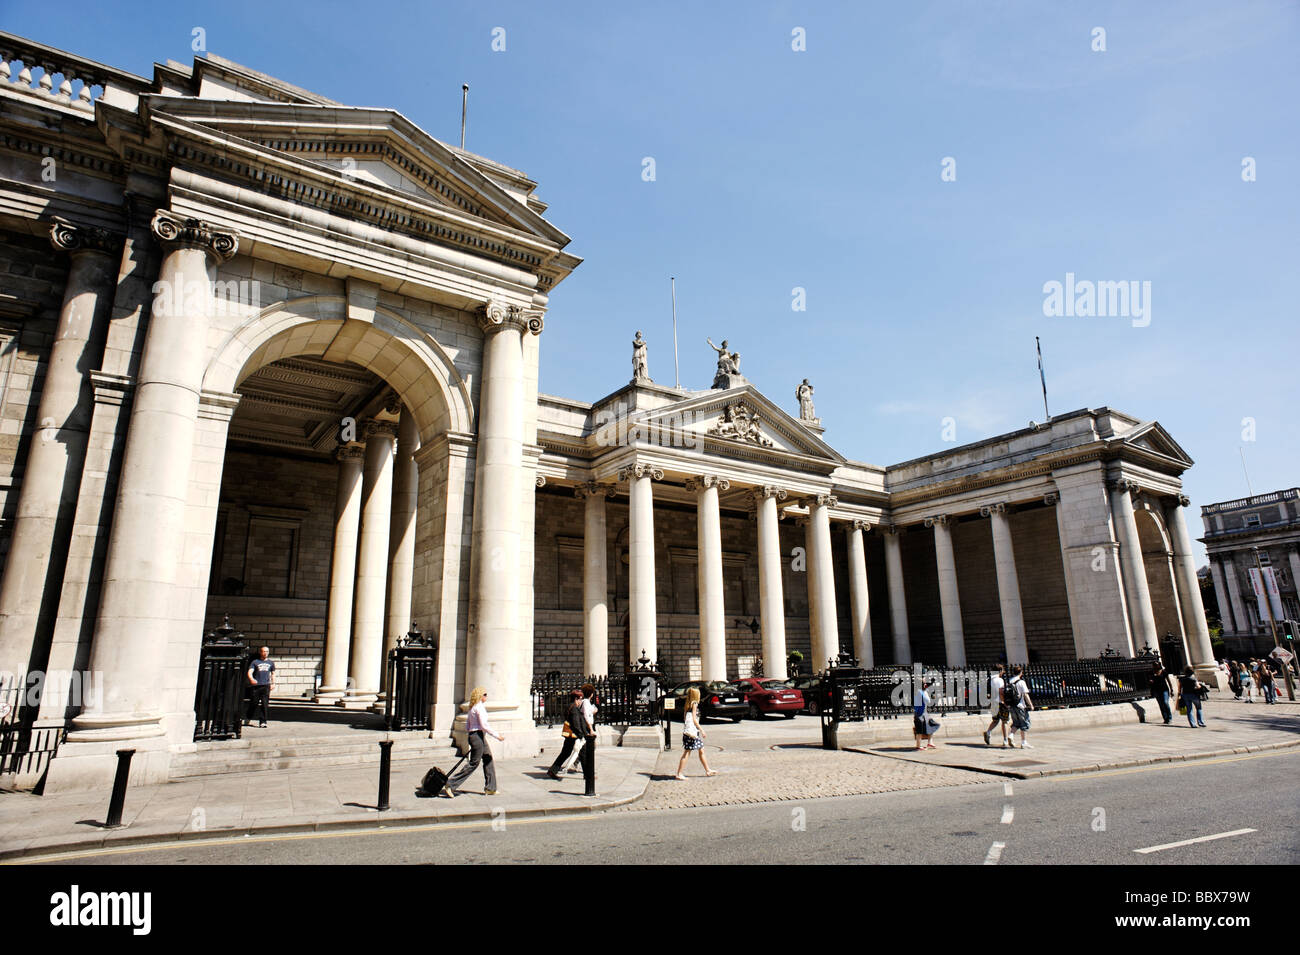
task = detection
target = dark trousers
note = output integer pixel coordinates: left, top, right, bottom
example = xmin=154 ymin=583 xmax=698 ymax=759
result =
xmin=548 ymin=736 xmax=578 ymax=775
xmin=447 ymin=730 xmax=496 ymax=792
xmin=580 ymin=735 xmax=596 ymax=795
xmin=246 ymin=685 xmax=270 ymax=724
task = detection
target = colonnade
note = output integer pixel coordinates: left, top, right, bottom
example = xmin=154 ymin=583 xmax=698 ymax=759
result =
xmin=318 ymin=407 xmax=418 ymax=705
xmin=563 ymin=472 xmax=1216 ymax=680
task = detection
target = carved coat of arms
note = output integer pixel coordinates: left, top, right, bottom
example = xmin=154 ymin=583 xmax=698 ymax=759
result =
xmin=707 ymin=402 xmax=773 ymax=447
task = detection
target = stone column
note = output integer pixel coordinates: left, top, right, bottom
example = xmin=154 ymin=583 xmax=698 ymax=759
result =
xmin=383 ymin=405 xmax=419 ymax=676
xmin=687 ymin=475 xmax=729 ymax=681
xmin=1109 ymin=478 xmax=1159 ymax=652
xmin=318 ymin=444 xmax=365 ymax=699
xmin=1209 ymin=558 xmax=1235 ymax=633
xmin=620 ymin=463 xmax=663 ymax=666
xmin=1289 ymin=550 xmax=1300 ymax=621
xmin=346 ymin=418 xmax=398 ymax=703
xmin=926 ymin=514 xmax=966 ymax=667
xmin=752 ymin=486 xmax=788 ymax=679
xmin=63 ymin=214 xmax=237 ymax=759
xmin=982 ymin=503 xmax=1028 ymax=664
xmin=882 ymin=525 xmax=911 ymax=665
xmin=846 ymin=519 xmax=874 ymax=669
xmin=466 ymin=303 xmax=541 ymax=722
xmin=1165 ymin=495 xmax=1218 ymax=683
xmin=0 ymin=223 xmax=119 ymax=683
xmin=576 ymin=482 xmax=614 ymax=676
xmin=1223 ymin=558 xmax=1251 ymax=637
xmin=804 ymin=494 xmax=839 ymax=673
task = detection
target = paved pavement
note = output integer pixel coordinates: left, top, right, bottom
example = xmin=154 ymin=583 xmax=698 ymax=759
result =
xmin=858 ymin=697 xmax=1300 ymax=778
xmin=1 ymin=692 xmax=1294 ymax=860
xmin=0 ymin=746 xmax=657 ymax=860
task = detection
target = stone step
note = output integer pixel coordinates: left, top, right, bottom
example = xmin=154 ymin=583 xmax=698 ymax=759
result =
xmin=170 ymin=735 xmax=459 ymax=779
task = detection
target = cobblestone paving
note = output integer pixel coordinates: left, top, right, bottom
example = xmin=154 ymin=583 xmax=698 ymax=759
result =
xmin=624 ymin=745 xmax=987 ymax=811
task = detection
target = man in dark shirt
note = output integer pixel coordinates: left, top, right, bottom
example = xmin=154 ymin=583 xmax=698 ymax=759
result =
xmin=246 ymin=646 xmax=275 ymax=728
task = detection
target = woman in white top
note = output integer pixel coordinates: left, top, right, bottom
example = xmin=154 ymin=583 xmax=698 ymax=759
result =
xmin=674 ymin=687 xmax=717 ymax=780
xmin=444 ymin=686 xmax=505 ymax=796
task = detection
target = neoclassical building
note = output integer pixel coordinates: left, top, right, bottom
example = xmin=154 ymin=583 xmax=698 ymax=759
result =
xmin=0 ymin=37 xmax=1215 ymax=792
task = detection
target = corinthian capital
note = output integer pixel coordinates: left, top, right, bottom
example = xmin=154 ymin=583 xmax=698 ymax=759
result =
xmin=150 ymin=211 xmax=238 ymax=262
xmin=979 ymin=503 xmax=1007 ymax=518
xmin=617 ymin=464 xmax=664 ymax=482
xmin=49 ymin=221 xmax=122 ymax=256
xmin=924 ymin=514 xmax=950 ymax=528
xmin=477 ymin=300 xmax=545 ymax=336
xmin=363 ymin=418 xmax=400 ymax=440
xmin=575 ymin=481 xmax=616 ymax=500
xmin=685 ymin=475 xmax=730 ymax=493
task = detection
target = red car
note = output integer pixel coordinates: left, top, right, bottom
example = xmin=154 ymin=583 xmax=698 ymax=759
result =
xmin=734 ymin=678 xmax=804 ymax=719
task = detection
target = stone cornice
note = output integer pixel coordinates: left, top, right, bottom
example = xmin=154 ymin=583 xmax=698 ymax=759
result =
xmin=150 ymin=210 xmax=237 ymax=262
xmin=197 ymin=389 xmax=241 ymax=422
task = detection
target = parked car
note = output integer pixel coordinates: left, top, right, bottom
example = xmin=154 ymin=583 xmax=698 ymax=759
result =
xmin=734 ymin=678 xmax=803 ymax=719
xmin=663 ymin=681 xmax=748 ymax=722
xmin=788 ymin=675 xmax=831 ymax=715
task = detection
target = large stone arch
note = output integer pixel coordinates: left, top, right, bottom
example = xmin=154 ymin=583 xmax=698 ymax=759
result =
xmin=203 ymin=294 xmax=475 ymax=442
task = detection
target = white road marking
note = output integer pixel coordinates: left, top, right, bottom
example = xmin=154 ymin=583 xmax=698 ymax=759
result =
xmin=1000 ymin=804 xmax=1014 ymax=824
xmin=983 ymin=841 xmax=1006 ymax=864
xmin=1134 ymin=828 xmax=1256 ymax=854
xmin=1003 ymin=782 xmax=1014 ymax=796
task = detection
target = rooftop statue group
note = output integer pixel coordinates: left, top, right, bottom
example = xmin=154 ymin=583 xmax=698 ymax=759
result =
xmin=628 ymin=332 xmax=817 ymax=423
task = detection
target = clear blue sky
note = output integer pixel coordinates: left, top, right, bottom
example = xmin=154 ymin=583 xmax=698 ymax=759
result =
xmin=9 ymin=1 xmax=1298 ymax=563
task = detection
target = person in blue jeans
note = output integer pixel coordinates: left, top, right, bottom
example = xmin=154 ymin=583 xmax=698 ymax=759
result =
xmin=1178 ymin=667 xmax=1206 ymax=728
xmin=1150 ymin=662 xmax=1174 ymax=724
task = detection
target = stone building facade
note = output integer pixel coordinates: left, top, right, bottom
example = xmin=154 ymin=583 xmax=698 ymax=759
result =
xmin=0 ymin=37 xmax=1216 ymax=792
xmin=1200 ymin=488 xmax=1300 ymax=654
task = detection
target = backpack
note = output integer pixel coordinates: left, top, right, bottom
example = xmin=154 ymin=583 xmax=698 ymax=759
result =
xmin=1004 ymin=677 xmax=1023 ymax=708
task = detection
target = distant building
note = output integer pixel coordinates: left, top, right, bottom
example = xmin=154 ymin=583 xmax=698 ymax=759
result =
xmin=1199 ymin=488 xmax=1300 ymax=654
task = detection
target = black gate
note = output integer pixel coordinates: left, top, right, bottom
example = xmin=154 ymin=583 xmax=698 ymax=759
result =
xmin=384 ymin=625 xmax=437 ymax=731
xmin=193 ymin=615 xmax=248 ymax=742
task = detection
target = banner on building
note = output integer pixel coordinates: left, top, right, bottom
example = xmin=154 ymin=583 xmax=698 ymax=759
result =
xmin=1248 ymin=566 xmax=1285 ymax=623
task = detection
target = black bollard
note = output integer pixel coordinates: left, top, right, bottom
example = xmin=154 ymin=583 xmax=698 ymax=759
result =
xmin=377 ymin=740 xmax=393 ymax=811
xmin=104 ymin=749 xmax=135 ymax=828
xmin=822 ymin=719 xmax=839 ymax=751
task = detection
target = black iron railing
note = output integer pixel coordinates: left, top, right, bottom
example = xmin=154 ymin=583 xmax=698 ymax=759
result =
xmin=193 ymin=616 xmax=248 ymax=742
xmin=384 ymin=627 xmax=437 ymax=731
xmin=531 ymin=670 xmax=664 ymax=727
xmin=0 ymin=682 xmax=61 ymax=778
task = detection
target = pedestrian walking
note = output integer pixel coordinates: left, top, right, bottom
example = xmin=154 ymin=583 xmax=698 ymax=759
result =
xmin=674 ymin=687 xmax=716 ymax=779
xmin=1177 ymin=667 xmax=1207 ymax=728
xmin=244 ymin=646 xmax=275 ymax=728
xmin=545 ymin=688 xmax=585 ymax=780
xmin=909 ymin=675 xmax=941 ymax=748
xmin=984 ymin=664 xmax=1010 ymax=746
xmin=1259 ymin=663 xmax=1277 ymax=704
xmin=1005 ymin=665 xmax=1034 ymax=748
xmin=572 ymin=682 xmax=599 ymax=776
xmin=444 ymin=687 xmax=504 ymax=796
xmin=1150 ymin=660 xmax=1174 ymax=724
xmin=1227 ymin=661 xmax=1242 ymax=700
xmin=1239 ymin=661 xmax=1255 ymax=703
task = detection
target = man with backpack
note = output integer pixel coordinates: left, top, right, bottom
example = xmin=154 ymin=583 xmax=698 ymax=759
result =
xmin=1004 ymin=664 xmax=1034 ymax=749
xmin=983 ymin=664 xmax=1010 ymax=747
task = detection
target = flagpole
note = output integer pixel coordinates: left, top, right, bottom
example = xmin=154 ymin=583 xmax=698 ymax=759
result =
xmin=1036 ymin=336 xmax=1050 ymax=421
xmin=671 ymin=277 xmax=680 ymax=389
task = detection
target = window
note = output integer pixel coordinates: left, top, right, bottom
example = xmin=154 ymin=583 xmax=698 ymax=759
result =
xmin=1257 ymin=551 xmax=1271 ymax=566
xmin=1245 ymin=514 xmax=1262 ymax=527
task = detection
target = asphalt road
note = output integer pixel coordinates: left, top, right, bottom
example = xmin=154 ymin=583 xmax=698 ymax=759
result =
xmin=23 ymin=748 xmax=1297 ymax=866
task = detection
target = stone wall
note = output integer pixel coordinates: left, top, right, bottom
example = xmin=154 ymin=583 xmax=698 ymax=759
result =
xmin=1011 ymin=506 xmax=1075 ymax=661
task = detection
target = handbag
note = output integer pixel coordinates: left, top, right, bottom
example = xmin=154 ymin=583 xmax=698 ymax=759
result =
xmin=925 ymin=715 xmax=942 ymax=734
xmin=561 ymin=721 xmax=576 ymax=739
xmin=1177 ymin=702 xmax=1187 ymax=716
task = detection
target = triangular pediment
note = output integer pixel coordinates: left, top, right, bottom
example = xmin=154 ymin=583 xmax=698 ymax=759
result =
xmin=142 ymin=97 xmax=569 ymax=245
xmin=1119 ymin=420 xmax=1194 ymax=467
xmin=632 ymin=385 xmax=846 ymax=464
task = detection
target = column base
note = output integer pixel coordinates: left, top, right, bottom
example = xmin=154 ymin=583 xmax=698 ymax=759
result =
xmin=334 ymin=695 xmax=378 ymax=709
xmin=450 ymin=710 xmax=540 ymax=759
xmin=313 ymin=686 xmax=347 ymax=703
xmin=1194 ymin=664 xmax=1223 ymax=689
xmin=42 ymin=733 xmax=172 ymax=795
xmin=617 ymin=724 xmax=666 ymax=751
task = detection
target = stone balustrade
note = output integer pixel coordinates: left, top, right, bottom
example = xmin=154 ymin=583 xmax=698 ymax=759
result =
xmin=0 ymin=32 xmax=148 ymax=110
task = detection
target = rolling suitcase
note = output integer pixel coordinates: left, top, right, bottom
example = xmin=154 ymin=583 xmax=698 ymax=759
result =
xmin=417 ymin=755 xmax=468 ymax=797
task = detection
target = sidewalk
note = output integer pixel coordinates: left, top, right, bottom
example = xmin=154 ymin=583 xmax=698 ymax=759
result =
xmin=0 ymin=747 xmax=659 ymax=860
xmin=856 ymin=697 xmax=1300 ymax=778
